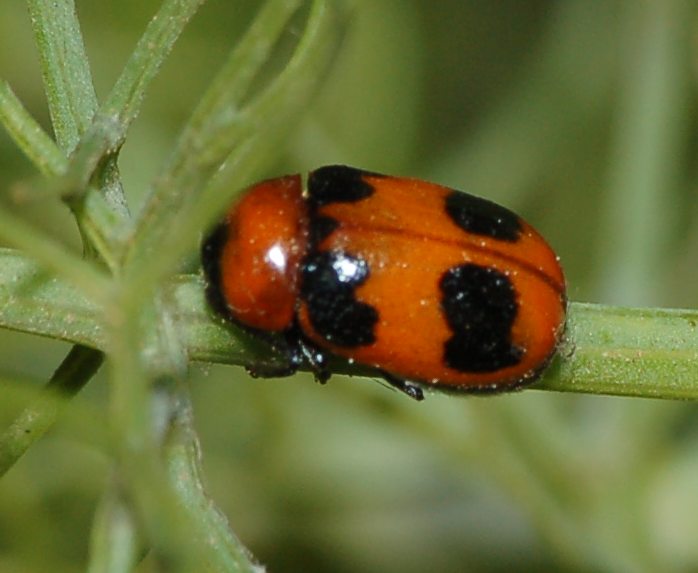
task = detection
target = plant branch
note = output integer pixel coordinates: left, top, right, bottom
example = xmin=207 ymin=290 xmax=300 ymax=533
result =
xmin=62 ymin=0 xmax=205 ymax=214
xmin=164 ymin=380 xmax=262 ymax=572
xmin=123 ymin=0 xmax=337 ymax=290
xmin=0 ymin=345 xmax=103 ymax=476
xmin=3 ymin=249 xmax=698 ymax=399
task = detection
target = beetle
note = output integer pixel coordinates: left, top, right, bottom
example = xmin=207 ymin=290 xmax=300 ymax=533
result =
xmin=201 ymin=165 xmax=566 ymax=400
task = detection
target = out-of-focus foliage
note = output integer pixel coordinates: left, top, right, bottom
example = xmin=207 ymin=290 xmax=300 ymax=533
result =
xmin=2 ymin=1 xmax=698 ymax=572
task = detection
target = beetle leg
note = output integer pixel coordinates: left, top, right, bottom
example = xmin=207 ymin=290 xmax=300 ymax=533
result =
xmin=296 ymin=338 xmax=331 ymax=384
xmin=380 ymin=372 xmax=425 ymax=401
xmin=244 ymin=345 xmax=299 ymax=379
xmin=243 ymin=330 xmax=302 ymax=379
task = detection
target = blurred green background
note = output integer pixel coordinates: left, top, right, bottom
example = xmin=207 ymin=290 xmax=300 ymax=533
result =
xmin=2 ymin=1 xmax=698 ymax=571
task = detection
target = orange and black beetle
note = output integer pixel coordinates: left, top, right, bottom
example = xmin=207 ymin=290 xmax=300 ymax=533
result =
xmin=202 ymin=165 xmax=566 ymax=400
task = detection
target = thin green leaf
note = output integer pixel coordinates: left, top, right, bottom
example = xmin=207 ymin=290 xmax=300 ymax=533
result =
xmin=0 ymin=79 xmax=67 ymax=176
xmin=124 ymin=0 xmax=303 ymax=267
xmin=26 ymin=0 xmax=99 ymax=152
xmin=102 ymin=0 xmax=206 ymax=125
xmin=181 ymin=0 xmax=303 ymax=144
xmin=124 ymin=0 xmax=338 ymax=294
xmin=0 ymin=214 xmax=110 ymax=302
xmin=0 ymin=249 xmax=105 ymax=347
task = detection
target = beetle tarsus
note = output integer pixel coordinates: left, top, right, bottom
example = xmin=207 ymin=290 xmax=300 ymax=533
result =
xmin=381 ymin=372 xmax=425 ymax=401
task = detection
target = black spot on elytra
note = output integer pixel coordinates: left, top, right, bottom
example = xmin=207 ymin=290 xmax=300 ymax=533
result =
xmin=439 ymin=264 xmax=523 ymax=372
xmin=309 ymin=215 xmax=340 ymax=247
xmin=307 ymin=165 xmax=379 ymax=208
xmin=300 ymin=251 xmax=378 ymax=347
xmin=445 ymin=191 xmax=522 ymax=242
xmin=200 ymin=221 xmax=231 ymax=319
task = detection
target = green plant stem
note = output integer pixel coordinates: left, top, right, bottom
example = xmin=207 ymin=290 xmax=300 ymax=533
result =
xmin=535 ymin=303 xmax=698 ymax=398
xmin=164 ymin=380 xmax=262 ymax=572
xmin=87 ymin=482 xmax=143 ymax=573
xmin=104 ymin=288 xmax=235 ymax=572
xmin=4 ymin=248 xmax=698 ymax=399
xmin=104 ymin=297 xmax=191 ymax=570
xmin=0 ymin=79 xmax=68 ymax=176
xmin=0 ymin=345 xmax=103 ymax=477
xmin=169 ymin=275 xmax=292 ymax=372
